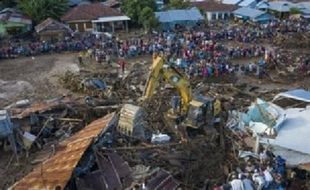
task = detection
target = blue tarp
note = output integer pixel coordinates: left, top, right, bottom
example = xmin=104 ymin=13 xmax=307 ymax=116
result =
xmin=0 ymin=110 xmax=13 ymax=139
xmin=273 ymin=89 xmax=310 ymax=103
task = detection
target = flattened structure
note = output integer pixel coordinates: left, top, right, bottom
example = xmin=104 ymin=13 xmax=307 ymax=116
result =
xmin=10 ymin=113 xmax=115 ymax=190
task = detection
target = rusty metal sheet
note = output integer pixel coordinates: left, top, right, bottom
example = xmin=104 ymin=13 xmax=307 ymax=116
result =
xmin=9 ymin=113 xmax=115 ymax=190
xmin=299 ymin=162 xmax=310 ymax=171
xmin=75 ymin=152 xmax=133 ymax=190
xmin=10 ymin=98 xmax=73 ymax=119
xmin=146 ymin=169 xmax=180 ymax=190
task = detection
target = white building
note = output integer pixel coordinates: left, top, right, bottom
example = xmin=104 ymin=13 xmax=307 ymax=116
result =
xmin=193 ymin=1 xmax=238 ymax=21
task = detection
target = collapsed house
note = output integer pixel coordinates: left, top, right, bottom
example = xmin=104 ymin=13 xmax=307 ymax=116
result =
xmin=227 ymin=89 xmax=310 ymax=171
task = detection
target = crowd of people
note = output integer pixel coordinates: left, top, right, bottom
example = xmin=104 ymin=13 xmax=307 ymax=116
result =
xmin=212 ymin=148 xmax=301 ymax=190
xmin=0 ymin=19 xmax=308 ymax=61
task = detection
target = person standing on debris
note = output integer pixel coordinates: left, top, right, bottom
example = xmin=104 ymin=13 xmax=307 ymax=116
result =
xmin=230 ymin=174 xmax=245 ymax=190
xmin=263 ymin=167 xmax=274 ymax=189
xmin=171 ymin=95 xmax=181 ymax=114
xmin=78 ymin=52 xmax=83 ymax=65
xmin=118 ymin=59 xmax=126 ymax=73
xmin=252 ymin=170 xmax=266 ymax=190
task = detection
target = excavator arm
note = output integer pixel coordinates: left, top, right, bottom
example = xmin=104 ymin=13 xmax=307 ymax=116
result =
xmin=142 ymin=56 xmax=192 ymax=113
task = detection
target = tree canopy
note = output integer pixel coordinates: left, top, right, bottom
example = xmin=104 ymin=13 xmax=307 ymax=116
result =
xmin=121 ymin=0 xmax=156 ymax=24
xmin=139 ymin=7 xmax=159 ymax=32
xmin=289 ymin=7 xmax=301 ymax=15
xmin=166 ymin=0 xmax=191 ymax=9
xmin=0 ymin=0 xmax=18 ymax=9
xmin=121 ymin=0 xmax=158 ymax=30
xmin=18 ymin=0 xmax=69 ymax=23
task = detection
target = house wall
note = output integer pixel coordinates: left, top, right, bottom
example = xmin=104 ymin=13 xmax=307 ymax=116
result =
xmin=67 ymin=20 xmax=128 ymax=33
xmin=206 ymin=11 xmax=233 ymax=21
xmin=0 ymin=23 xmax=6 ymax=37
xmin=68 ymin=21 xmax=92 ymax=32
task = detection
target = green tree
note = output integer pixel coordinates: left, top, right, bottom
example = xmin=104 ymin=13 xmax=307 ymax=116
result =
xmin=121 ymin=0 xmax=156 ymax=25
xmin=0 ymin=0 xmax=18 ymax=9
xmin=289 ymin=7 xmax=301 ymax=15
xmin=139 ymin=7 xmax=159 ymax=32
xmin=18 ymin=0 xmax=69 ymax=23
xmin=166 ymin=0 xmax=191 ymax=9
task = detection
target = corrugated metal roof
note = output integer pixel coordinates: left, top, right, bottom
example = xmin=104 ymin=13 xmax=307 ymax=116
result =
xmin=155 ymin=7 xmax=204 ymax=23
xmin=233 ymin=7 xmax=265 ymax=18
xmin=273 ymin=89 xmax=310 ymax=103
xmin=268 ymin=1 xmax=293 ymax=12
xmin=146 ymin=169 xmax=180 ymax=190
xmin=223 ymin=0 xmax=243 ymax=5
xmin=256 ymin=1 xmax=270 ymax=9
xmin=9 ymin=113 xmax=115 ymax=190
xmin=92 ymin=16 xmax=130 ymax=23
xmin=10 ymin=98 xmax=73 ymax=119
xmin=239 ymin=0 xmax=256 ymax=7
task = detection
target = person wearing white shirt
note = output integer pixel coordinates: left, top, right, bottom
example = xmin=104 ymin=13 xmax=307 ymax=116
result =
xmin=230 ymin=174 xmax=245 ymax=190
xmin=264 ymin=169 xmax=273 ymax=188
xmin=253 ymin=171 xmax=265 ymax=190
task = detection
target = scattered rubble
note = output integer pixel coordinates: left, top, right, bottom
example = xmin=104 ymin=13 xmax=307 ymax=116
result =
xmin=273 ymin=33 xmax=310 ymax=49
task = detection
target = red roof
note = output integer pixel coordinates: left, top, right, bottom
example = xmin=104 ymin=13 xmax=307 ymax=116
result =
xmin=192 ymin=1 xmax=238 ymax=12
xmin=61 ymin=3 xmax=123 ymax=22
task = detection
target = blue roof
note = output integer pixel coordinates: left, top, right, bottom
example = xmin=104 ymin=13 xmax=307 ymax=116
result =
xmin=223 ymin=0 xmax=243 ymax=5
xmin=256 ymin=1 xmax=270 ymax=9
xmin=274 ymin=89 xmax=310 ymax=103
xmin=239 ymin=0 xmax=257 ymax=7
xmin=155 ymin=8 xmax=204 ymax=23
xmin=268 ymin=1 xmax=293 ymax=12
xmin=233 ymin=7 xmax=265 ymax=18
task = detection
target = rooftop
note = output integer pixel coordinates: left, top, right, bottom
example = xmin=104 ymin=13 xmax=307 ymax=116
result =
xmin=268 ymin=1 xmax=294 ymax=12
xmin=35 ymin=18 xmax=72 ymax=33
xmin=155 ymin=7 xmax=204 ymax=23
xmin=61 ymin=3 xmax=123 ymax=22
xmin=222 ymin=0 xmax=243 ymax=5
xmin=192 ymin=1 xmax=238 ymax=12
xmin=233 ymin=7 xmax=266 ymax=18
xmin=239 ymin=0 xmax=257 ymax=7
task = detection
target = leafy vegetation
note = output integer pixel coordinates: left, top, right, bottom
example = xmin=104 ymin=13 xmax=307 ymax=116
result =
xmin=121 ymin=0 xmax=158 ymax=30
xmin=289 ymin=7 xmax=301 ymax=15
xmin=166 ymin=0 xmax=191 ymax=9
xmin=139 ymin=7 xmax=159 ymax=32
xmin=18 ymin=0 xmax=69 ymax=23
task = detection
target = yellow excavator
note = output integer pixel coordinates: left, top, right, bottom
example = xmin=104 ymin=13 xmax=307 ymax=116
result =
xmin=118 ymin=56 xmax=221 ymax=139
xmin=143 ymin=55 xmax=221 ymax=128
xmin=118 ymin=56 xmax=221 ymax=138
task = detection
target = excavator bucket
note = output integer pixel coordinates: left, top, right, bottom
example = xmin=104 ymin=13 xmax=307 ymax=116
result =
xmin=117 ymin=104 xmax=145 ymax=139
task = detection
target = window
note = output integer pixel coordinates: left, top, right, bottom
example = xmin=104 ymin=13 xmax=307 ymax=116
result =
xmin=212 ymin=13 xmax=216 ymax=20
xmin=218 ymin=13 xmax=222 ymax=19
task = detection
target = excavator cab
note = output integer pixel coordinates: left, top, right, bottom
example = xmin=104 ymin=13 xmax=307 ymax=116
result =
xmin=185 ymin=96 xmax=214 ymax=129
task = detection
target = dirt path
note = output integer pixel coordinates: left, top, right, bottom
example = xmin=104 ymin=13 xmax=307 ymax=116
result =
xmin=0 ymin=53 xmax=80 ymax=107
